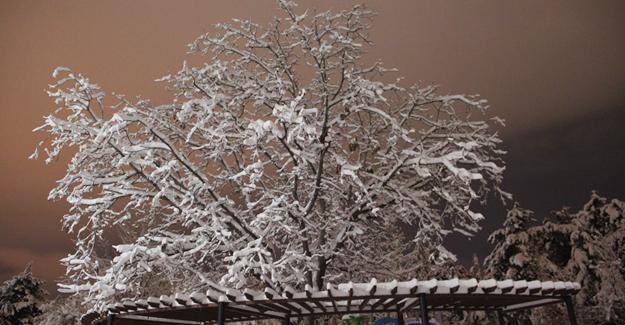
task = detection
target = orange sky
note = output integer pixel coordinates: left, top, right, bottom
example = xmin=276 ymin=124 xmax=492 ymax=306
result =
xmin=1 ymin=0 xmax=624 ymax=294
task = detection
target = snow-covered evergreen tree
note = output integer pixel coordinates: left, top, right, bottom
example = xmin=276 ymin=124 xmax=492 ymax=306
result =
xmin=485 ymin=202 xmax=535 ymax=279
xmin=32 ymin=0 xmax=507 ymax=311
xmin=552 ymin=193 xmax=625 ymax=323
xmin=485 ymin=193 xmax=625 ymax=324
xmin=0 ymin=266 xmax=45 ymax=325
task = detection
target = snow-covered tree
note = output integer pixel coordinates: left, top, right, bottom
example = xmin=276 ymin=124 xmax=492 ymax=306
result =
xmin=34 ymin=294 xmax=85 ymax=325
xmin=484 ymin=202 xmax=536 ymax=279
xmin=0 ymin=266 xmax=45 ymax=325
xmin=555 ymin=193 xmax=625 ymax=323
xmin=33 ymin=0 xmax=507 ymax=311
xmin=485 ymin=193 xmax=625 ymax=324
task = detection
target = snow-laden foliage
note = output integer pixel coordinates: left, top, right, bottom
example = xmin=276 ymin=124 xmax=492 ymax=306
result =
xmin=0 ymin=266 xmax=45 ymax=325
xmin=34 ymin=294 xmax=85 ymax=325
xmin=485 ymin=202 xmax=536 ymax=279
xmin=33 ymin=0 xmax=507 ymax=311
xmin=485 ymin=193 xmax=625 ymax=324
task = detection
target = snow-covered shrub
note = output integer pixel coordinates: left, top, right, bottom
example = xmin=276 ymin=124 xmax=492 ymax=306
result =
xmin=0 ymin=266 xmax=45 ymax=325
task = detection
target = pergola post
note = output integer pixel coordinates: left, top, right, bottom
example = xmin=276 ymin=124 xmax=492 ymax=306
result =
xmin=419 ymin=293 xmax=428 ymax=325
xmin=564 ymin=295 xmax=578 ymax=325
xmin=282 ymin=317 xmax=290 ymax=325
xmin=397 ymin=308 xmax=404 ymax=325
xmin=496 ymin=309 xmax=505 ymax=325
xmin=218 ymin=301 xmax=226 ymax=325
xmin=106 ymin=314 xmax=115 ymax=325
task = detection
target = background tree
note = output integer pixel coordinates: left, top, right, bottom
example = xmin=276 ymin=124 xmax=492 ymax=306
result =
xmin=34 ymin=294 xmax=85 ymax=325
xmin=485 ymin=203 xmax=536 ymax=279
xmin=33 ymin=0 xmax=507 ymax=311
xmin=0 ymin=266 xmax=45 ymax=325
xmin=483 ymin=204 xmax=537 ymax=325
xmin=485 ymin=193 xmax=625 ymax=324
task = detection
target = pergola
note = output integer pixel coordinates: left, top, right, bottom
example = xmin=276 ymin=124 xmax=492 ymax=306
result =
xmin=84 ymin=278 xmax=581 ymax=325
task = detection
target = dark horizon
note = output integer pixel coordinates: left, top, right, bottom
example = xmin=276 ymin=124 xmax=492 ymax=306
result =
xmin=1 ymin=0 xmax=624 ymax=293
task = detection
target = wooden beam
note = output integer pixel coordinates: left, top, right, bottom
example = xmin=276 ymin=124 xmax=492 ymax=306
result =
xmin=399 ymin=297 xmax=419 ymax=312
xmin=312 ymin=300 xmax=327 ymax=313
xmin=382 ymin=297 xmax=403 ymax=310
xmin=257 ymin=302 xmax=291 ymax=314
xmin=290 ymin=300 xmax=315 ymax=313
xmin=116 ymin=315 xmax=205 ymax=324
xmin=275 ymin=301 xmax=301 ymax=313
xmin=228 ymin=305 xmax=285 ymax=319
xmin=370 ymin=298 xmax=389 ymax=310
xmin=358 ymin=297 xmax=371 ymax=311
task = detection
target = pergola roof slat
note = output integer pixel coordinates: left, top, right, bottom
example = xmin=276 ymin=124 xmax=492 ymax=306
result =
xmin=458 ymin=279 xmax=478 ymax=293
xmin=553 ymin=281 xmax=566 ymax=294
xmin=513 ymin=280 xmax=528 ymax=293
xmin=541 ymin=281 xmax=555 ymax=294
xmin=504 ymin=297 xmax=562 ymax=311
xmin=497 ymin=279 xmax=514 ymax=293
xmin=437 ymin=278 xmax=459 ymax=294
xmin=527 ymin=280 xmax=542 ymax=294
xmin=206 ymin=290 xmax=223 ymax=303
xmin=225 ymin=289 xmax=243 ymax=302
xmin=174 ymin=293 xmax=190 ymax=306
xmin=146 ymin=297 xmax=161 ymax=308
xmin=478 ymin=279 xmax=497 ymax=293
xmin=189 ymin=292 xmax=209 ymax=305
xmin=397 ymin=279 xmax=419 ymax=294
xmin=135 ymin=299 xmax=149 ymax=309
xmin=416 ymin=279 xmax=437 ymax=294
xmin=122 ymin=300 xmax=138 ymax=311
xmin=159 ymin=295 xmax=174 ymax=307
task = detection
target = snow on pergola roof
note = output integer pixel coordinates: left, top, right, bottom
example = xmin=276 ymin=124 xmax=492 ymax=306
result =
xmin=84 ymin=278 xmax=581 ymax=325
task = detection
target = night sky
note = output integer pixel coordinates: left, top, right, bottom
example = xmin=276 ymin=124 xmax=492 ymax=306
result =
xmin=1 ymin=1 xmax=624 ymax=293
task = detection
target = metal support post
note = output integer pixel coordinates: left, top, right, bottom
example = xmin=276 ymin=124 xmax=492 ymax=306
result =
xmin=419 ymin=293 xmax=429 ymax=325
xmin=218 ymin=301 xmax=226 ymax=325
xmin=282 ymin=317 xmax=290 ymax=325
xmin=106 ymin=314 xmax=115 ymax=325
xmin=564 ymin=295 xmax=578 ymax=325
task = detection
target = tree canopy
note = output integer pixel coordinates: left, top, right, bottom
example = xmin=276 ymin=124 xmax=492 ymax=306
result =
xmin=33 ymin=0 xmax=507 ymax=311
